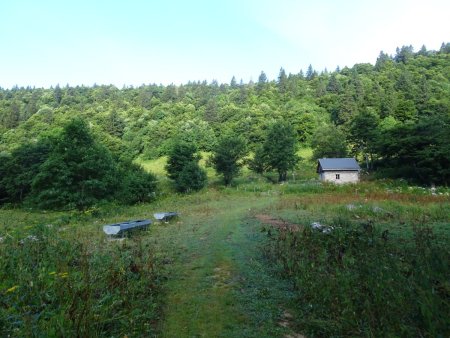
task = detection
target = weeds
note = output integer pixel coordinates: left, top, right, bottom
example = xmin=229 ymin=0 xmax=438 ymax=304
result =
xmin=0 ymin=224 xmax=163 ymax=337
xmin=263 ymin=218 xmax=450 ymax=337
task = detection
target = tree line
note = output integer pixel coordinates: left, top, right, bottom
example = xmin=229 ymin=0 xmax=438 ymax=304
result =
xmin=0 ymin=43 xmax=449 ymax=208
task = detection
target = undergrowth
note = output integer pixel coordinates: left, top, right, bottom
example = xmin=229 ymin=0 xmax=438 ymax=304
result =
xmin=1 ymin=170 xmax=449 ymax=337
xmin=263 ymin=219 xmax=450 ymax=337
xmin=0 ymin=224 xmax=163 ymax=337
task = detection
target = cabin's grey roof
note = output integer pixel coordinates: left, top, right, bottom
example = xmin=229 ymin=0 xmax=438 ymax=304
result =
xmin=317 ymin=158 xmax=360 ymax=172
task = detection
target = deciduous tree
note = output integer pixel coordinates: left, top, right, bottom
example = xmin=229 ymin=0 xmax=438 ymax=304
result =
xmin=262 ymin=120 xmax=299 ymax=182
xmin=311 ymin=125 xmax=348 ymax=159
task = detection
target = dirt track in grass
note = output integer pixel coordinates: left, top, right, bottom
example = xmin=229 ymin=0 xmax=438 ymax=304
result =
xmin=154 ymin=195 xmax=303 ymax=337
xmin=254 ymin=214 xmax=301 ymax=231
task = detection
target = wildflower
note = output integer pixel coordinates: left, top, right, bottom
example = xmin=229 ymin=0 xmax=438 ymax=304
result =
xmin=6 ymin=285 xmax=18 ymax=293
xmin=20 ymin=235 xmax=39 ymax=244
xmin=58 ymin=272 xmax=69 ymax=278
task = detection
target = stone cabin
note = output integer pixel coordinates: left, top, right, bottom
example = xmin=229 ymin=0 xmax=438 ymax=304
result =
xmin=316 ymin=158 xmax=361 ymax=184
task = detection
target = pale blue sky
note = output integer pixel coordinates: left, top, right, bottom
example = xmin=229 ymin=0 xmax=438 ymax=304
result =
xmin=1 ymin=0 xmax=449 ymax=88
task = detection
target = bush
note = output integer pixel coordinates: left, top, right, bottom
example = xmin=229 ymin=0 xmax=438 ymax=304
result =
xmin=165 ymin=140 xmax=207 ymax=192
xmin=30 ymin=119 xmax=119 ymax=210
xmin=174 ymin=161 xmax=207 ymax=193
xmin=0 ymin=153 xmax=11 ymax=203
xmin=0 ymin=140 xmax=53 ymax=204
xmin=118 ymin=163 xmax=157 ymax=204
xmin=211 ymin=133 xmax=247 ymax=185
xmin=165 ymin=141 xmax=198 ymax=181
xmin=247 ymin=145 xmax=268 ymax=175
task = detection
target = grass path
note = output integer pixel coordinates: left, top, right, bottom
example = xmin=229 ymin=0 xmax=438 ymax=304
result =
xmin=153 ymin=194 xmax=299 ymax=337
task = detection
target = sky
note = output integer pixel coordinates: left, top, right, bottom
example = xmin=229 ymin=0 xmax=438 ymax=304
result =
xmin=0 ymin=0 xmax=449 ymax=88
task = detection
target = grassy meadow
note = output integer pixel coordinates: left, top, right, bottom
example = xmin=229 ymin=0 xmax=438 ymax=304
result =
xmin=1 ymin=152 xmax=449 ymax=337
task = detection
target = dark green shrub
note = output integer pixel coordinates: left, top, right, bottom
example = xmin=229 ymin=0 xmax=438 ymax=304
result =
xmin=247 ymin=145 xmax=267 ymax=175
xmin=0 ymin=152 xmax=11 ymax=203
xmin=30 ymin=119 xmax=119 ymax=210
xmin=118 ymin=163 xmax=157 ymax=204
xmin=0 ymin=140 xmax=53 ymax=204
xmin=165 ymin=141 xmax=198 ymax=181
xmin=211 ymin=133 xmax=247 ymax=185
xmin=174 ymin=161 xmax=207 ymax=193
xmin=165 ymin=140 xmax=207 ymax=192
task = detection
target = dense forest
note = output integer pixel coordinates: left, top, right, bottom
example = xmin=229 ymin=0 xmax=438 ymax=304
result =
xmin=0 ymin=44 xmax=449 ymax=208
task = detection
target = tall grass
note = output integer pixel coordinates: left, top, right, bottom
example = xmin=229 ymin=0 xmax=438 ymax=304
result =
xmin=263 ymin=218 xmax=450 ymax=337
xmin=0 ymin=224 xmax=163 ymax=337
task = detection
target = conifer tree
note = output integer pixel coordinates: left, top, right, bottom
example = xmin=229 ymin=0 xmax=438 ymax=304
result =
xmin=306 ymin=64 xmax=315 ymax=80
xmin=212 ymin=133 xmax=247 ymax=185
xmin=230 ymin=76 xmax=237 ymax=88
xmin=257 ymin=71 xmax=268 ymax=93
xmin=165 ymin=140 xmax=207 ymax=192
xmin=277 ymin=67 xmax=288 ymax=94
xmin=31 ymin=119 xmax=118 ymax=209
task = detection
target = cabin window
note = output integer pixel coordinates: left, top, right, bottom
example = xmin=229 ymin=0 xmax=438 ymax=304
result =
xmin=336 ymin=174 xmax=340 ymax=179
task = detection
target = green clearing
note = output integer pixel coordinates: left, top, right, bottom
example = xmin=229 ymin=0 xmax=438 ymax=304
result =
xmin=1 ymin=159 xmax=449 ymax=337
xmin=0 ymin=190 xmax=303 ymax=337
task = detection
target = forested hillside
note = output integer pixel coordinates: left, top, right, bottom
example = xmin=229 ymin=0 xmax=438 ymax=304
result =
xmin=1 ymin=43 xmax=449 ymax=337
xmin=1 ymin=44 xmax=449 ymax=186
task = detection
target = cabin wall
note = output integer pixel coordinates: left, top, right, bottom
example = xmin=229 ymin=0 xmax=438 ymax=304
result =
xmin=320 ymin=171 xmax=359 ymax=184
